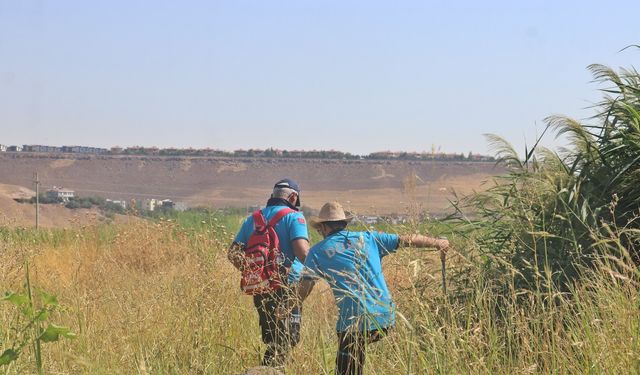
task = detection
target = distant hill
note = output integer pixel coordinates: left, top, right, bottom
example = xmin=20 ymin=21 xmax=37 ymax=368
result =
xmin=0 ymin=152 xmax=504 ymax=217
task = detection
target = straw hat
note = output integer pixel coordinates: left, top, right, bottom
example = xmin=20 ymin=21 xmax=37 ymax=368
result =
xmin=310 ymin=201 xmax=355 ymax=229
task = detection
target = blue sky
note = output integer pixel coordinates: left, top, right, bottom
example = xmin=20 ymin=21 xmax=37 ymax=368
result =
xmin=1 ymin=1 xmax=638 ymax=155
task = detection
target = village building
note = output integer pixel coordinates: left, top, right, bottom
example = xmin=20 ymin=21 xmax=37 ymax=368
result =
xmin=46 ymin=187 xmax=75 ymax=202
xmin=106 ymin=199 xmax=127 ymax=209
xmin=142 ymin=198 xmax=160 ymax=211
xmin=142 ymin=198 xmax=177 ymax=211
xmin=23 ymin=145 xmax=62 ymax=153
xmin=62 ymin=146 xmax=108 ymax=154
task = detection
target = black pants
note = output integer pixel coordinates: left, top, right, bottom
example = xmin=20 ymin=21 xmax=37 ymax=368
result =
xmin=253 ymin=288 xmax=301 ymax=367
xmin=336 ymin=328 xmax=388 ymax=375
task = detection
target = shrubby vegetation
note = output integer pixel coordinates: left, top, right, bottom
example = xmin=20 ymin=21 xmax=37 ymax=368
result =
xmin=64 ymin=196 xmax=125 ymax=214
xmin=449 ymin=62 xmax=640 ymax=297
xmin=14 ymin=195 xmax=127 ymax=215
xmin=14 ymin=194 xmax=61 ymax=205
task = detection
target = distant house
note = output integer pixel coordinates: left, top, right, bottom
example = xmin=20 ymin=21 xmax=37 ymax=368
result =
xmin=142 ymin=198 xmax=159 ymax=211
xmin=46 ymin=187 xmax=75 ymax=202
xmin=0 ymin=144 xmax=7 ymax=152
xmin=23 ymin=145 xmax=62 ymax=153
xmin=160 ymin=199 xmax=174 ymax=209
xmin=7 ymin=145 xmax=23 ymax=152
xmin=106 ymin=199 xmax=127 ymax=209
xmin=62 ymin=146 xmax=108 ymax=154
xmin=142 ymin=198 xmax=176 ymax=211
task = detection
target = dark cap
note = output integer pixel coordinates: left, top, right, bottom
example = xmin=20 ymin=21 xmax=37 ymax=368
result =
xmin=273 ymin=178 xmax=301 ymax=206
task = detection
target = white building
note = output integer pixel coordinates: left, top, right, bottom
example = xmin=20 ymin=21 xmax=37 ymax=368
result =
xmin=46 ymin=187 xmax=75 ymax=202
xmin=106 ymin=199 xmax=127 ymax=209
xmin=142 ymin=198 xmax=159 ymax=211
xmin=142 ymin=198 xmax=179 ymax=211
xmin=0 ymin=144 xmax=6 ymax=152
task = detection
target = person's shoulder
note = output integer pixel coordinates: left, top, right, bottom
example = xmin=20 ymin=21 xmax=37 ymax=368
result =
xmin=282 ymin=208 xmax=303 ymax=217
xmin=284 ymin=209 xmax=307 ymax=225
xmin=242 ymin=213 xmax=256 ymax=225
xmin=358 ymin=230 xmax=392 ymax=246
xmin=348 ymin=230 xmax=372 ymax=240
xmin=309 ymin=237 xmax=330 ymax=254
xmin=305 ymin=244 xmax=321 ymax=264
xmin=234 ymin=214 xmax=254 ymax=240
xmin=237 ymin=213 xmax=252 ymax=225
xmin=308 ymin=240 xmax=323 ymax=253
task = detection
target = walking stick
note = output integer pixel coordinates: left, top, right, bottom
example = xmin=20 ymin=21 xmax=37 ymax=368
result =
xmin=439 ymin=237 xmax=448 ymax=298
xmin=438 ymin=237 xmax=449 ymax=344
xmin=441 ymin=250 xmax=447 ymax=297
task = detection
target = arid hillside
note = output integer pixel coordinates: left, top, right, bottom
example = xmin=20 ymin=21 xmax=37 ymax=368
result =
xmin=0 ymin=153 xmax=503 ymax=216
xmin=0 ymin=182 xmax=112 ymax=228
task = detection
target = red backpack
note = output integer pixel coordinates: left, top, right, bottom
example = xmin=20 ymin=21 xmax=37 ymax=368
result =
xmin=240 ymin=208 xmax=294 ymax=295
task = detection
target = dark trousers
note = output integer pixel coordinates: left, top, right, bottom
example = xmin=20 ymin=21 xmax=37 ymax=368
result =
xmin=253 ymin=288 xmax=301 ymax=367
xmin=336 ymin=328 xmax=388 ymax=375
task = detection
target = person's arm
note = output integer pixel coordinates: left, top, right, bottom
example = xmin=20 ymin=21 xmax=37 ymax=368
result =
xmin=291 ymin=238 xmax=310 ymax=263
xmin=227 ymin=242 xmax=245 ymax=271
xmin=229 ymin=217 xmax=253 ymax=271
xmin=295 ymin=278 xmax=315 ymax=302
xmin=398 ymin=234 xmax=449 ymax=251
xmin=277 ymin=278 xmax=315 ymax=320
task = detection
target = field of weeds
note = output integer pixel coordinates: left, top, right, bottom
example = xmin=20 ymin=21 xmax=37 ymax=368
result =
xmin=1 ymin=213 xmax=638 ymax=374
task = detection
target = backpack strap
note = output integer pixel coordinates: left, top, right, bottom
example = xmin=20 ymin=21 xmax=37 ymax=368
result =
xmin=267 ymin=207 xmax=295 ymax=228
xmin=252 ymin=210 xmax=267 ymax=228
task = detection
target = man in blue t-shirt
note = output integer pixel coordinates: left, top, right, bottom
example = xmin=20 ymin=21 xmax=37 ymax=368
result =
xmin=227 ymin=178 xmax=310 ymax=367
xmin=282 ymin=201 xmax=449 ymax=375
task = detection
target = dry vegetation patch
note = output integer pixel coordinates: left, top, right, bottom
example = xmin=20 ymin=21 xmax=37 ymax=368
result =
xmin=1 ymin=221 xmax=638 ymax=374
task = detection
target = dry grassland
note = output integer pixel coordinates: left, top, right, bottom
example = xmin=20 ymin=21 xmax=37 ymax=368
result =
xmin=1 ymin=219 xmax=638 ymax=374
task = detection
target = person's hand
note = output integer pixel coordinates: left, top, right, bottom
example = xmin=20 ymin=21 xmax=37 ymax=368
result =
xmin=434 ymin=238 xmax=449 ymax=250
xmin=435 ymin=238 xmax=450 ymax=262
xmin=227 ymin=245 xmax=245 ymax=271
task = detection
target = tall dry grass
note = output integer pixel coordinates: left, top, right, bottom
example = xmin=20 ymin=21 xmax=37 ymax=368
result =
xmin=1 ymin=218 xmax=638 ymax=374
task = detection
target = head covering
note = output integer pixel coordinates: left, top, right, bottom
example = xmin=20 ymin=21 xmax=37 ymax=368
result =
xmin=310 ymin=201 xmax=354 ymax=229
xmin=273 ymin=178 xmax=301 ymax=207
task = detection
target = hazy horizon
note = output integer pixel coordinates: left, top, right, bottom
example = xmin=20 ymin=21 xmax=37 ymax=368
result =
xmin=1 ymin=142 xmax=498 ymax=156
xmin=2 ymin=1 xmax=639 ymax=156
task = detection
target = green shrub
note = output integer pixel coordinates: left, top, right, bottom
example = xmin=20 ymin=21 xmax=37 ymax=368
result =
xmin=450 ymin=59 xmax=640 ymax=296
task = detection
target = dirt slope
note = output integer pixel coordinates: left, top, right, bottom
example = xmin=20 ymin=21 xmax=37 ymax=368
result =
xmin=0 ymin=183 xmax=106 ymax=228
xmin=0 ymin=153 xmax=503 ymax=216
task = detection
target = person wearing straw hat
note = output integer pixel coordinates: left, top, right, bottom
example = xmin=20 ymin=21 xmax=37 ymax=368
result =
xmin=281 ymin=201 xmax=449 ymax=375
xmin=227 ymin=178 xmax=310 ymax=368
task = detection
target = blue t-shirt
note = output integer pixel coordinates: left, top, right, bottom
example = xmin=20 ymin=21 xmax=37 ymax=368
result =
xmin=234 ymin=205 xmax=309 ymax=284
xmin=303 ymin=230 xmax=399 ymax=332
